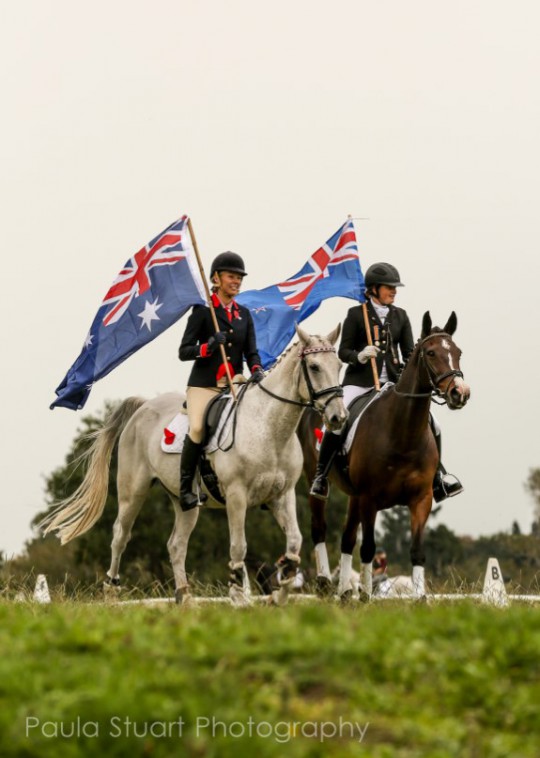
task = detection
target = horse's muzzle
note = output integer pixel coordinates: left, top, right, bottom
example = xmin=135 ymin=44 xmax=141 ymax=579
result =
xmin=447 ymin=379 xmax=471 ymax=410
xmin=324 ymin=403 xmax=349 ymax=432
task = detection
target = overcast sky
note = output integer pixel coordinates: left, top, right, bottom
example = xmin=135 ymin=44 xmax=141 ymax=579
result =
xmin=2 ymin=1 xmax=539 ymax=559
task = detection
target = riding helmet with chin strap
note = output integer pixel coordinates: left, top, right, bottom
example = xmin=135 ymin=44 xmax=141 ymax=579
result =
xmin=210 ymin=251 xmax=248 ymax=278
xmin=365 ymin=262 xmax=404 ymax=288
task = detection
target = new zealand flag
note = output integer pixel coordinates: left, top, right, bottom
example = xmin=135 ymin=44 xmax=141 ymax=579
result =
xmin=237 ymin=220 xmax=364 ymax=368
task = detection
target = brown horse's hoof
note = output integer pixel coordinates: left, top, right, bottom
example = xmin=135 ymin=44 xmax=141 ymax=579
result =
xmin=315 ymin=576 xmax=334 ymax=598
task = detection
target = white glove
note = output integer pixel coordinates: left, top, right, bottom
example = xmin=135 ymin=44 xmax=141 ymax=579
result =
xmin=357 ymin=345 xmax=380 ymax=364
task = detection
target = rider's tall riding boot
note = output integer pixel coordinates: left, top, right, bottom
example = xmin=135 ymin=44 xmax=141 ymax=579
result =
xmin=179 ymin=436 xmax=208 ymax=511
xmin=309 ymin=432 xmax=341 ymax=500
xmin=430 ymin=417 xmax=464 ymax=503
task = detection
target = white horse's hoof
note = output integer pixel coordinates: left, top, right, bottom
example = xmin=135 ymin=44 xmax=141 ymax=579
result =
xmin=339 ymin=589 xmax=354 ymax=604
xmin=229 ymin=585 xmax=251 ymax=608
xmin=175 ymin=586 xmax=192 ymax=606
xmin=358 ymin=590 xmax=372 ymax=604
xmin=270 ymin=587 xmax=291 ymax=607
xmin=103 ymin=578 xmax=121 ymax=601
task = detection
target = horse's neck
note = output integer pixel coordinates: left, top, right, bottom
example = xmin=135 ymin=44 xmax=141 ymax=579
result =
xmin=396 ymin=348 xmax=430 ymax=396
xmin=253 ymin=350 xmax=305 ymax=434
xmin=390 ymin=350 xmax=432 ymax=446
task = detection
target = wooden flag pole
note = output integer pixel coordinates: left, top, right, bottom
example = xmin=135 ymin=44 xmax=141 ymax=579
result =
xmin=187 ymin=218 xmax=237 ymax=401
xmin=362 ymin=302 xmax=381 ymax=391
xmin=347 ymin=214 xmax=380 ymax=391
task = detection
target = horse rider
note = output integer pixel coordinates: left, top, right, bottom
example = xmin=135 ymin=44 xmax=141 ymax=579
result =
xmin=178 ymin=252 xmax=265 ymax=510
xmin=309 ymin=261 xmax=463 ymax=503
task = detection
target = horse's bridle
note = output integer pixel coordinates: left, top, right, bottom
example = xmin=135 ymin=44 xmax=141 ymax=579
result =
xmin=394 ymin=332 xmax=464 ymax=406
xmin=257 ymin=345 xmax=344 ymax=413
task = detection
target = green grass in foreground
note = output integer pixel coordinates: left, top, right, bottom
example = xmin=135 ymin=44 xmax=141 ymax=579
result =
xmin=0 ymin=600 xmax=538 ymax=757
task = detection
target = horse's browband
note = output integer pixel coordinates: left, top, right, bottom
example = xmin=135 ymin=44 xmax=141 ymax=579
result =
xmin=299 ymin=346 xmax=336 ymax=356
xmin=419 ymin=332 xmax=453 ymax=346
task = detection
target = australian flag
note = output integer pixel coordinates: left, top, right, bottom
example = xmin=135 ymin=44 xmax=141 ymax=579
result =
xmin=51 ymin=215 xmax=206 ymax=410
xmin=237 ymin=219 xmax=364 ymax=368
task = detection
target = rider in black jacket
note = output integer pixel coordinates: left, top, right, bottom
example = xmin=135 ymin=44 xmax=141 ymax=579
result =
xmin=178 ymin=252 xmax=263 ymax=510
xmin=310 ymin=262 xmax=463 ymax=504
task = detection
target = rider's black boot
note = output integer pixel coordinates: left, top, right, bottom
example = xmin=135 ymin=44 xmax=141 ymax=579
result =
xmin=179 ymin=437 xmax=207 ymax=511
xmin=433 ymin=463 xmax=464 ymax=503
xmin=309 ymin=432 xmax=341 ymax=500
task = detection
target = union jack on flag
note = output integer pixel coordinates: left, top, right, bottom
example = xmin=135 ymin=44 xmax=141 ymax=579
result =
xmin=238 ymin=219 xmax=364 ymax=368
xmin=102 ymin=223 xmax=191 ymax=326
xmin=51 ymin=215 xmax=206 ymax=410
xmin=277 ymin=220 xmax=359 ymax=310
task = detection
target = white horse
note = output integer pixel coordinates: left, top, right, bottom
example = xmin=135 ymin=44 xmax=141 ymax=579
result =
xmin=41 ymin=325 xmax=347 ymax=605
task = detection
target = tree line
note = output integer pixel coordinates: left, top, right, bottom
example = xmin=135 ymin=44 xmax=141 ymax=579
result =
xmin=2 ymin=402 xmax=539 ymax=594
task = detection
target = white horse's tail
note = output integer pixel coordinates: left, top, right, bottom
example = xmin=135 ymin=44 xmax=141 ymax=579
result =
xmin=40 ymin=397 xmax=146 ymax=544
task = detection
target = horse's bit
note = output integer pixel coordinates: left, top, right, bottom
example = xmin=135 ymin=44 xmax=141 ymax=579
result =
xmin=257 ymin=345 xmax=343 ymax=414
xmin=394 ymin=332 xmax=464 ymax=406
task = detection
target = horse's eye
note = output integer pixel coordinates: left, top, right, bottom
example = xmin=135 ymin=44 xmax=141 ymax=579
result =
xmin=309 ymin=364 xmax=321 ymax=373
xmin=427 ymin=350 xmax=436 ymax=357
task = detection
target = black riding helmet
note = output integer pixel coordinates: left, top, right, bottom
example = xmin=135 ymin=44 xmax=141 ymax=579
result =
xmin=210 ymin=251 xmax=248 ymax=277
xmin=365 ymin=262 xmax=404 ymax=288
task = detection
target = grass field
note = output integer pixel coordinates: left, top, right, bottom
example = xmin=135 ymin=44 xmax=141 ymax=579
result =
xmin=0 ymin=599 xmax=538 ymax=757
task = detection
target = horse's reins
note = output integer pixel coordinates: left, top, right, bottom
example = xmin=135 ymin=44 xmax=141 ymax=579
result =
xmin=393 ymin=332 xmax=464 ymax=406
xmin=257 ymin=345 xmax=343 ymax=414
xmin=213 ymin=346 xmax=342 ymax=452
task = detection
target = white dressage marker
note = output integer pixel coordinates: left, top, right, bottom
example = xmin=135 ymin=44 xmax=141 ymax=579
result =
xmin=33 ymin=574 xmax=51 ymax=604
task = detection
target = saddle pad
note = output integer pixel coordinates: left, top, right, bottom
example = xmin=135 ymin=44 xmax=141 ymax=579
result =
xmin=343 ymin=382 xmax=394 ymax=454
xmin=161 ymin=412 xmax=189 ymax=453
xmin=161 ymin=395 xmax=236 ymax=454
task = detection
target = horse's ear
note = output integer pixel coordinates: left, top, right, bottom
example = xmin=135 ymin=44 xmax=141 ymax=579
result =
xmin=421 ymin=312 xmax=432 ymax=338
xmin=325 ymin=323 xmax=341 ymax=346
xmin=295 ymin=323 xmax=310 ymax=346
xmin=443 ymin=311 xmax=457 ymax=335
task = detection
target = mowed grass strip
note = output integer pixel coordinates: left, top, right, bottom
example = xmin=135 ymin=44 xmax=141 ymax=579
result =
xmin=0 ymin=600 xmax=538 ymax=757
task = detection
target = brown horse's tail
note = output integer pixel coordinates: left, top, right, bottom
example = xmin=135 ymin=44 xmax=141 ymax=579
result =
xmin=40 ymin=397 xmax=146 ymax=544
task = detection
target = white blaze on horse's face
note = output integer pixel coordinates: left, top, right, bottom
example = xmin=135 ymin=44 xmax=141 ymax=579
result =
xmin=426 ymin=334 xmax=470 ymax=410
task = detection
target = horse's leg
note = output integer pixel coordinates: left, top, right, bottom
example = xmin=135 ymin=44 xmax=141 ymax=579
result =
xmin=337 ymin=496 xmax=363 ymax=599
xmin=358 ymin=512 xmax=377 ymax=601
xmin=225 ymin=486 xmax=252 ymax=607
xmin=268 ymin=488 xmax=302 ymax=606
xmin=167 ymin=497 xmax=200 ymax=604
xmin=409 ymin=494 xmax=433 ymax=599
xmin=105 ymin=465 xmax=151 ymax=592
xmin=309 ymin=494 xmax=333 ymax=596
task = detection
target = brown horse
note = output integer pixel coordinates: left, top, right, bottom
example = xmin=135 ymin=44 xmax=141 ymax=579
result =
xmin=297 ymin=311 xmax=470 ymax=600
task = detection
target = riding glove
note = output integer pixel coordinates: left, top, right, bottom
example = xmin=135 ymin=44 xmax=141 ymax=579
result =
xmin=357 ymin=345 xmax=380 ymax=364
xmin=206 ymin=331 xmax=227 ymax=353
xmin=251 ymin=368 xmax=265 ymax=383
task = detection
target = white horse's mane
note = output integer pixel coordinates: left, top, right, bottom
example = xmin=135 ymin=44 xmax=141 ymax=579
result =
xmin=265 ymin=334 xmax=332 ymax=375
